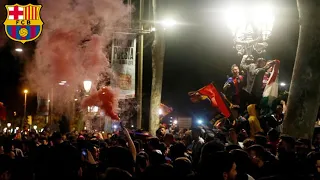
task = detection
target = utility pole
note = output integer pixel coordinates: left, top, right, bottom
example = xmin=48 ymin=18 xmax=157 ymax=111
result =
xmin=50 ymin=87 xmax=54 ymax=125
xmin=23 ymin=91 xmax=27 ymax=127
xmin=136 ymin=0 xmax=144 ymax=129
xmin=149 ymin=0 xmax=165 ymax=135
xmin=283 ymin=0 xmax=320 ymax=139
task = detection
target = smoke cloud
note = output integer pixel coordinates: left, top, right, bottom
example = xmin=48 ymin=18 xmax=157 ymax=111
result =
xmin=81 ymin=86 xmax=119 ymax=120
xmin=26 ymin=0 xmax=131 ymax=114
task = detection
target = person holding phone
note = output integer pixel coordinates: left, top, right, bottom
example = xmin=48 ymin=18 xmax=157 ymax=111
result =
xmin=120 ymin=121 xmax=137 ymax=161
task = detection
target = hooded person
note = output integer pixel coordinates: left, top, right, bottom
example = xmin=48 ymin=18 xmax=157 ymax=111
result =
xmin=247 ymin=104 xmax=263 ymax=138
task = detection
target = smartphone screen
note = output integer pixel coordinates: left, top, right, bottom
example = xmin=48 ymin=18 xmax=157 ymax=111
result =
xmin=82 ymin=151 xmax=87 ymax=156
xmin=82 ymin=149 xmax=87 ymax=159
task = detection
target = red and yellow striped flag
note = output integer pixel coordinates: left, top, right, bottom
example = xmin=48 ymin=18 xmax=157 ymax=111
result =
xmin=24 ymin=6 xmax=40 ymax=20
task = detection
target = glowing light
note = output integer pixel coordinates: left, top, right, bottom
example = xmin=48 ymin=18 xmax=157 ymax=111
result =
xmin=173 ymin=120 xmax=178 ymax=125
xmin=33 ymin=125 xmax=37 ymax=130
xmin=280 ymin=82 xmax=286 ymax=87
xmin=83 ymin=80 xmax=92 ymax=93
xmin=197 ymin=120 xmax=203 ymax=125
xmin=15 ymin=48 xmax=23 ymax=52
xmin=113 ymin=125 xmax=118 ymax=129
xmin=158 ymin=108 xmax=163 ymax=115
xmin=23 ymin=89 xmax=28 ymax=94
xmin=92 ymin=106 xmax=99 ymax=113
xmin=161 ymin=19 xmax=177 ymax=28
xmin=88 ymin=106 xmax=99 ymax=113
xmin=74 ymin=99 xmax=78 ymax=101
xmin=225 ymin=6 xmax=246 ymax=36
xmin=7 ymin=123 xmax=11 ymax=128
xmin=225 ymin=4 xmax=274 ymax=36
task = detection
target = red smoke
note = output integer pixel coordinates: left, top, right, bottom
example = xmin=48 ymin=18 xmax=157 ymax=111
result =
xmin=81 ymin=86 xmax=119 ymax=120
xmin=26 ymin=0 xmax=131 ymax=113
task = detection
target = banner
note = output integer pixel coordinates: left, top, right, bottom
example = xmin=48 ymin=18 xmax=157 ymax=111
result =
xmin=111 ymin=33 xmax=136 ymax=99
xmin=37 ymin=93 xmax=49 ymax=116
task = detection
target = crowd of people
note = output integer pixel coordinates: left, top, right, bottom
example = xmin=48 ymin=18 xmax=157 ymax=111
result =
xmin=0 ymin=56 xmax=319 ymax=180
xmin=1 ymin=117 xmax=320 ymax=180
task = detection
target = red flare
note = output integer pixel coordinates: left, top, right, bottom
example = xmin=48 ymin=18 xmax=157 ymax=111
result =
xmin=81 ymin=86 xmax=119 ymax=120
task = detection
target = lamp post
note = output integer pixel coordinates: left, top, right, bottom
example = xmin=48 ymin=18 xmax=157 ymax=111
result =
xmin=83 ymin=81 xmax=92 ymax=130
xmin=23 ymin=89 xmax=28 ymax=127
xmin=136 ymin=0 xmax=144 ymax=130
xmin=225 ymin=3 xmax=274 ymax=59
xmin=149 ymin=0 xmax=177 ymax=135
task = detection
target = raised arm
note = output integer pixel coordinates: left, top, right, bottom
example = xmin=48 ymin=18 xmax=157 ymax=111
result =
xmin=240 ymin=55 xmax=254 ymax=71
xmin=223 ymin=79 xmax=231 ymax=91
xmin=120 ymin=122 xmax=137 ymax=161
xmin=253 ymin=60 xmax=275 ymax=75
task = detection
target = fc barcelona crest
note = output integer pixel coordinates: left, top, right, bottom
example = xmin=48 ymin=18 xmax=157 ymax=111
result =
xmin=3 ymin=4 xmax=43 ymax=44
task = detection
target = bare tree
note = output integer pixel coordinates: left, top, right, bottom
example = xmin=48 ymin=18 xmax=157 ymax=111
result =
xmin=149 ymin=0 xmax=165 ymax=136
xmin=283 ymin=0 xmax=320 ymax=139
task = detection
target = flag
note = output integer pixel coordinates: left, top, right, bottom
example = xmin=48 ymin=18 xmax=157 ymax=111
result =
xmin=188 ymin=91 xmax=207 ymax=103
xmin=190 ymin=83 xmax=231 ymax=118
xmin=159 ymin=103 xmax=173 ymax=119
xmin=262 ymin=60 xmax=280 ymax=107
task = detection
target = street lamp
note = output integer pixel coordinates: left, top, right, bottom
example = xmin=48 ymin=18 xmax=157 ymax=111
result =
xmin=225 ymin=3 xmax=274 ymax=58
xmin=161 ymin=19 xmax=177 ymax=29
xmin=83 ymin=80 xmax=92 ymax=93
xmin=15 ymin=48 xmax=23 ymax=52
xmin=23 ymin=89 xmax=28 ymax=126
xmin=173 ymin=120 xmax=178 ymax=125
xmin=280 ymin=82 xmax=286 ymax=87
xmin=7 ymin=123 xmax=11 ymax=128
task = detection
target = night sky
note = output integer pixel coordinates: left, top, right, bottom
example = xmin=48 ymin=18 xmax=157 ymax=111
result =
xmin=0 ymin=0 xmax=299 ymax=122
